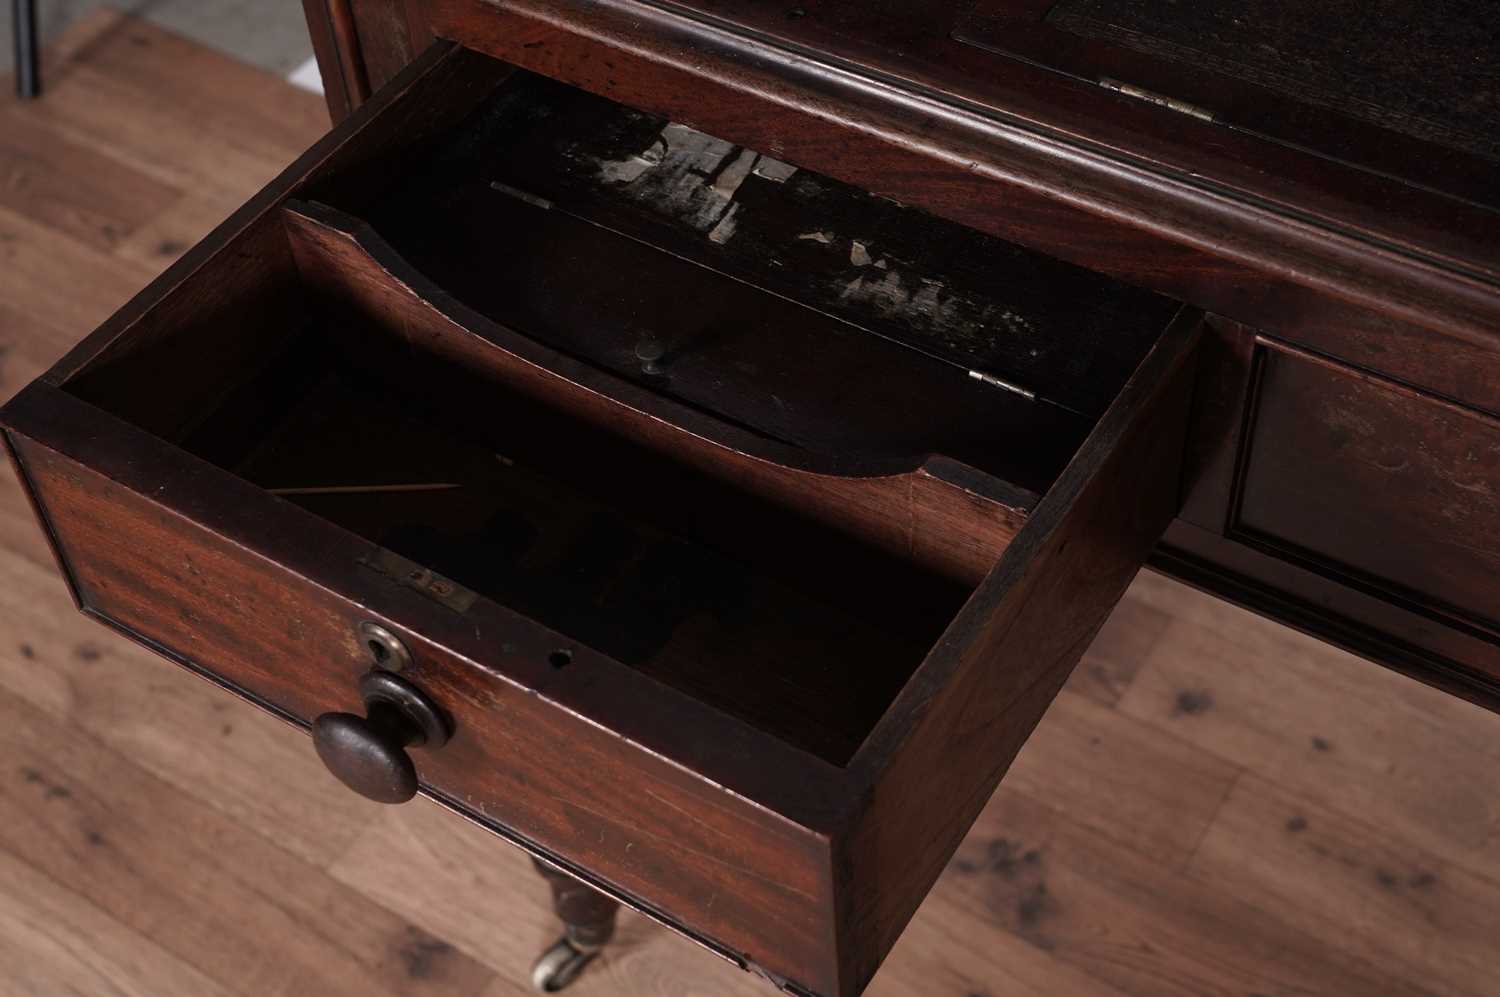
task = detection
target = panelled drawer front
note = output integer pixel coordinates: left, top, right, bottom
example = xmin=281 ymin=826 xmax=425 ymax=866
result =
xmin=1233 ymin=343 xmax=1500 ymax=641
xmin=5 ymin=414 xmax=840 ymax=994
xmin=1173 ymin=324 xmax=1500 ymax=700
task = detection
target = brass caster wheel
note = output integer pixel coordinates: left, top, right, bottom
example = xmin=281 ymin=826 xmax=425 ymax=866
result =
xmin=530 ymin=937 xmax=599 ymax=992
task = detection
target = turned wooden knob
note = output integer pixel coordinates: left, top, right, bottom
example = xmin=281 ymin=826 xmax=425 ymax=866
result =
xmin=313 ymin=670 xmax=451 ymax=804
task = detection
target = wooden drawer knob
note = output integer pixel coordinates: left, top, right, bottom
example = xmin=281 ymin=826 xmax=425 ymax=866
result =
xmin=313 ymin=670 xmax=451 ymax=804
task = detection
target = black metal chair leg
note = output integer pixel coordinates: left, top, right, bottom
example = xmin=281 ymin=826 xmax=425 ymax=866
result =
xmin=14 ymin=0 xmax=40 ymax=99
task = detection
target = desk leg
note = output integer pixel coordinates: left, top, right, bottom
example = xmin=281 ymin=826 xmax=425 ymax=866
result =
xmin=529 ymin=857 xmax=619 ymax=992
xmin=14 ymin=0 xmax=41 ymax=99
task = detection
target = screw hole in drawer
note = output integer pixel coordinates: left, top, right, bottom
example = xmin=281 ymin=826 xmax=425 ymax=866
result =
xmin=358 ymin=620 xmax=412 ymax=672
xmin=549 ymin=649 xmax=573 ymax=669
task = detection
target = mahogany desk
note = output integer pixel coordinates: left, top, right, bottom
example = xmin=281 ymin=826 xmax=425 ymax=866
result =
xmin=3 ymin=2 xmax=1495 ymax=995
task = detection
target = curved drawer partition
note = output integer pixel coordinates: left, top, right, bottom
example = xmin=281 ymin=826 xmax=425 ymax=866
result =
xmin=280 ymin=198 xmax=1035 ymax=584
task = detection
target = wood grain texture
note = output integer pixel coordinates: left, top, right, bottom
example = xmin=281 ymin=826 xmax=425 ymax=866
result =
xmin=0 ymin=685 xmax=496 ymax=997
xmin=945 ymin=784 xmax=1441 ymax=997
xmin=0 ymin=204 xmax=156 ymax=338
xmin=836 ymin=310 xmax=1201 ymax=993
xmin=0 ymin=846 xmax=237 ymax=997
xmin=1001 ymin=690 xmax=1239 ymax=869
xmin=303 ymin=0 xmax=357 ymax=119
xmin=0 ymin=28 xmax=500 ymax=997
xmin=326 ymin=1 xmax=1500 ymax=711
xmin=0 ymin=107 xmax=179 ymax=252
xmin=1190 ymin=776 xmax=1500 ymax=997
xmin=1234 ymin=342 xmax=1500 ymax=640
xmin=962 ymin=0 xmax=1500 ymax=189
xmin=2 ymin=287 xmax=1193 ymax=996
xmin=3 ymin=382 xmax=856 ymax=993
xmin=352 ymin=0 xmax=421 ymax=93
xmin=1166 ymin=318 xmax=1500 ymax=713
xmin=0 ymin=542 xmax=379 ymax=868
xmin=352 ymin=69 xmax=1176 ymax=424
xmin=7 ymin=12 xmax=1500 ymax=997
xmin=7 ymin=26 xmax=1500 ymax=994
xmin=1157 ymin=519 xmax=1500 ymax=714
xmin=45 ymin=42 xmax=511 ymax=391
xmin=0 ymin=62 xmax=1494 ymax=971
xmin=3 ymin=24 xmax=1203 ymax=994
xmin=1121 ymin=569 xmax=1500 ymax=890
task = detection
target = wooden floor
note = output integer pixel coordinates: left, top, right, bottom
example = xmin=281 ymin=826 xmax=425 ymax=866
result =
xmin=3 ymin=13 xmax=1500 ymax=997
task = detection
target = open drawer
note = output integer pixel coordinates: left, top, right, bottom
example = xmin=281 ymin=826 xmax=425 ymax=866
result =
xmin=0 ymin=42 xmax=1199 ymax=997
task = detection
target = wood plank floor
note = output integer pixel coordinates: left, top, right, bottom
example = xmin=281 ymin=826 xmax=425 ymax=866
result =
xmin=3 ymin=13 xmax=1499 ymax=997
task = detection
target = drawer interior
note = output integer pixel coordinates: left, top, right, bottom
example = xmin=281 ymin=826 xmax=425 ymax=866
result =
xmin=58 ymin=61 xmax=1182 ymax=766
xmin=317 ymin=72 xmax=1175 ymax=484
xmin=183 ymin=322 xmax=970 ymax=765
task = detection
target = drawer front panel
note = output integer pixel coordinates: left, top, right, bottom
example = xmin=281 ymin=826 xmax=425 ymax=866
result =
xmin=6 ymin=420 xmax=839 ymax=995
xmin=1232 ymin=341 xmax=1500 ymax=645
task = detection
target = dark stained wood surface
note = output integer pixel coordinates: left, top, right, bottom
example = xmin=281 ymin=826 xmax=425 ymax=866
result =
xmin=362 ymin=0 xmax=1500 ymax=272
xmin=1158 ymin=322 xmax=1500 ymax=706
xmin=1 ymin=39 xmax=855 ymax=990
xmin=350 ymin=0 xmax=421 ymax=96
xmin=311 ymin=0 xmax=1500 ymax=708
xmin=344 ymin=181 xmax=1087 ymax=490
xmin=9 ymin=19 xmax=1500 ymax=997
xmin=4 ymin=385 xmax=851 ymax=993
xmin=417 ymin=0 xmax=1500 ymax=421
xmin=3 ymin=305 xmax=1198 ymax=994
xmin=0 ymin=26 xmax=1201 ymax=995
xmin=301 ymin=0 xmax=359 ymax=118
xmin=1235 ymin=343 xmax=1500 ymax=641
xmin=840 ymin=307 xmax=1200 ymax=992
xmin=352 ymin=70 xmax=1177 ymax=422
xmin=1045 ymin=0 xmax=1500 ymax=160
xmin=958 ymin=0 xmax=1500 ymax=192
xmin=201 ymin=339 xmax=964 ymax=766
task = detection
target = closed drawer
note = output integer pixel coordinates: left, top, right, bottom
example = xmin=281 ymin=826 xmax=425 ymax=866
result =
xmin=1235 ymin=345 xmax=1500 ymax=639
xmin=1 ymin=43 xmax=1198 ymax=997
xmin=1170 ymin=325 xmax=1500 ymax=705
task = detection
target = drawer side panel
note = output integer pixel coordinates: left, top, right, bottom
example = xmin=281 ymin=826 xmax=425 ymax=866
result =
xmin=835 ymin=312 xmax=1200 ymax=995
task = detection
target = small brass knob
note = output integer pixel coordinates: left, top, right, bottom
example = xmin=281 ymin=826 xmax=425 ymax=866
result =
xmin=312 ymin=670 xmax=451 ymax=804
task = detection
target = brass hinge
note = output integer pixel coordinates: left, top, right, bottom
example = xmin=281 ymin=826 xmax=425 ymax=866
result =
xmin=1099 ymin=78 xmax=1215 ymax=122
xmin=967 ymin=369 xmax=1038 ymax=401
